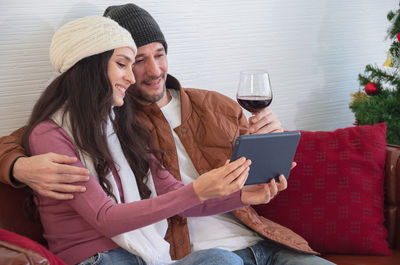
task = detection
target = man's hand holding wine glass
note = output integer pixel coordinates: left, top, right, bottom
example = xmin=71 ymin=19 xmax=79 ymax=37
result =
xmin=248 ymin=107 xmax=283 ymax=134
xmin=236 ymin=70 xmax=283 ymax=134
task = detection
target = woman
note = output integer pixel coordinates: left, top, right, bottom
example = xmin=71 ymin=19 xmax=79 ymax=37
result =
xmin=22 ymin=16 xmax=250 ymax=265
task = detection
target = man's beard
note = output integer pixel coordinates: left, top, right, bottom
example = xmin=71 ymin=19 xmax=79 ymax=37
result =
xmin=135 ymin=83 xmax=166 ymax=104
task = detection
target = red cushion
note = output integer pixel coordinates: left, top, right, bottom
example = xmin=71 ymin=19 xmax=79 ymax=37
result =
xmin=0 ymin=227 xmax=66 ymax=265
xmin=253 ymin=123 xmax=390 ymax=255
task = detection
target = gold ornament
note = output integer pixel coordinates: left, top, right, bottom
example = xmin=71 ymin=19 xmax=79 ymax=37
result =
xmin=350 ymin=90 xmax=368 ymax=105
xmin=383 ymin=51 xmax=393 ymax=67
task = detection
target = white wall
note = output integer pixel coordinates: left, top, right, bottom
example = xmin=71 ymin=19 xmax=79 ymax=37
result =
xmin=0 ymin=0 xmax=397 ymax=136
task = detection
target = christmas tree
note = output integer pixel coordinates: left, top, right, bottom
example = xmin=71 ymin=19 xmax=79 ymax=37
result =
xmin=350 ymin=7 xmax=400 ymax=145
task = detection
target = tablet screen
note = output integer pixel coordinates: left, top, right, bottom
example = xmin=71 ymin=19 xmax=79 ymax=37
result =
xmin=230 ymin=131 xmax=300 ymax=185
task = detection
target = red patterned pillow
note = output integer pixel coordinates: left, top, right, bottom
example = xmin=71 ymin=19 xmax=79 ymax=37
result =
xmin=253 ymin=123 xmax=390 ymax=255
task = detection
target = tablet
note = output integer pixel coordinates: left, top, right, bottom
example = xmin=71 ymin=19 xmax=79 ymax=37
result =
xmin=230 ymin=131 xmax=301 ymax=185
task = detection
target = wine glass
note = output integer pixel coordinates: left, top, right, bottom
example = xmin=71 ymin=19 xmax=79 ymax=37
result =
xmin=236 ymin=70 xmax=273 ymax=113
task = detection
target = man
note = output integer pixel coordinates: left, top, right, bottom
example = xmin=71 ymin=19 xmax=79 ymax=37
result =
xmin=0 ymin=3 xmax=334 ymax=265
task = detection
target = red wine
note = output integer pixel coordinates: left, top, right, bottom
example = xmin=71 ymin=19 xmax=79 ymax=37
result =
xmin=237 ymin=96 xmax=272 ymax=112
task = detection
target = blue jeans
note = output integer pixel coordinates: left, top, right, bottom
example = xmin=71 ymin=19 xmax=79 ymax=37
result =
xmin=76 ymin=247 xmax=243 ymax=265
xmin=233 ymin=240 xmax=336 ymax=265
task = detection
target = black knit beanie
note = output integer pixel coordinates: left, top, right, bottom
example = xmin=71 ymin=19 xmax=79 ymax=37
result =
xmin=103 ymin=3 xmax=168 ymax=53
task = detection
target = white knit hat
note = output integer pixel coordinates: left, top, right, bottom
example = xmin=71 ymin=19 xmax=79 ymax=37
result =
xmin=50 ymin=16 xmax=137 ymax=73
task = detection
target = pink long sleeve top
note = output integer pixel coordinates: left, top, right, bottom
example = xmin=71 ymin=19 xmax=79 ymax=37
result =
xmin=29 ymin=120 xmax=244 ymax=265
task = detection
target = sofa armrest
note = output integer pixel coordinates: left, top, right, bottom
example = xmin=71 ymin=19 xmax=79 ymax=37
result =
xmin=385 ymin=144 xmax=400 ymax=250
xmin=0 ymin=182 xmax=45 ymax=246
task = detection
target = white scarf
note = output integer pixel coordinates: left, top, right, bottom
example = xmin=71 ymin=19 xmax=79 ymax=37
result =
xmin=52 ymin=109 xmax=173 ymax=265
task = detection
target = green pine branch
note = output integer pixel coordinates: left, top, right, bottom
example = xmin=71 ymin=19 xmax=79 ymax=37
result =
xmin=350 ymin=92 xmax=400 ymax=145
xmin=358 ymin=64 xmax=400 ymax=89
xmin=389 ymin=41 xmax=400 ymax=57
xmin=388 ymin=9 xmax=400 ymax=39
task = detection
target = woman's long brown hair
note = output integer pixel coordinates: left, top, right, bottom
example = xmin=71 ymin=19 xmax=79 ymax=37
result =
xmin=22 ymin=50 xmax=152 ymax=203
